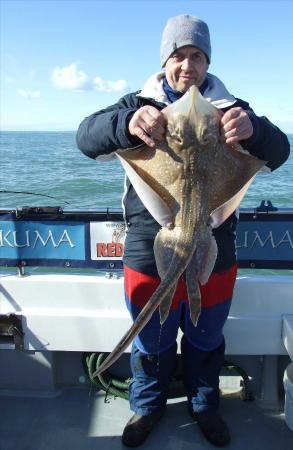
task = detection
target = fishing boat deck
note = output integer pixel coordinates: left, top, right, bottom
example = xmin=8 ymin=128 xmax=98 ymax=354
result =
xmin=0 ymin=386 xmax=292 ymax=450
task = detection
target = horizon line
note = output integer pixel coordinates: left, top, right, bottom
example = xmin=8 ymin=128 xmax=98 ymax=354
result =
xmin=1 ymin=129 xmax=293 ymax=136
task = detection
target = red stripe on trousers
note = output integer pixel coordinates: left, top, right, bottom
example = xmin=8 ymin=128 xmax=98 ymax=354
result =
xmin=124 ymin=263 xmax=237 ymax=310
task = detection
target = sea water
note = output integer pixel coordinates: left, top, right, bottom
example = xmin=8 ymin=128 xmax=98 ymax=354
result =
xmin=0 ymin=131 xmax=292 ymax=210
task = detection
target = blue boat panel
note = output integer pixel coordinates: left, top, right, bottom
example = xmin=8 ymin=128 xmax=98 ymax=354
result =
xmin=0 ymin=208 xmax=292 ymax=270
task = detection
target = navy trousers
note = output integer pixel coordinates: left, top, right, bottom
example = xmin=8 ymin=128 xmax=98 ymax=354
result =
xmin=124 ymin=263 xmax=235 ymax=415
xmin=129 ymin=336 xmax=225 ymax=415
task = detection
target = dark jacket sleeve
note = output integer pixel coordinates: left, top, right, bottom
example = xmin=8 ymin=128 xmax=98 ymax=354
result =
xmin=227 ymin=99 xmax=290 ymax=171
xmin=76 ymin=92 xmax=144 ymax=159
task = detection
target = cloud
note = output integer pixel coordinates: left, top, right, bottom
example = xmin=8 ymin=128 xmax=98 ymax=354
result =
xmin=17 ymin=89 xmax=40 ymax=99
xmin=51 ymin=62 xmax=128 ymax=93
xmin=52 ymin=63 xmax=89 ymax=90
xmin=93 ymin=77 xmax=128 ymax=92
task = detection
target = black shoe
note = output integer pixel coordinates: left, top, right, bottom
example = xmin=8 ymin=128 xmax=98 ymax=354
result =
xmin=193 ymin=410 xmax=230 ymax=447
xmin=122 ymin=410 xmax=164 ymax=447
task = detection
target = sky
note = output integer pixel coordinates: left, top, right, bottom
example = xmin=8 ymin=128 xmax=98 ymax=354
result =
xmin=1 ymin=0 xmax=293 ymax=133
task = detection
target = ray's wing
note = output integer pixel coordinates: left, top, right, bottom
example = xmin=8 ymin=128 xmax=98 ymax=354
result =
xmin=116 ymin=152 xmax=173 ymax=227
xmin=206 ymin=143 xmax=267 ymax=228
xmin=117 ymin=144 xmax=181 ymax=226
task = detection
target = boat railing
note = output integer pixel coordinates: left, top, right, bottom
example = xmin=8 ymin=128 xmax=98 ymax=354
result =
xmin=0 ymin=201 xmax=292 ymax=273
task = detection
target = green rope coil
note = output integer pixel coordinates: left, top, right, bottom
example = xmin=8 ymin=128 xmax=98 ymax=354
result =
xmin=84 ymin=352 xmax=130 ymax=400
xmin=83 ymin=352 xmax=253 ymax=402
xmin=224 ymin=360 xmax=254 ymax=401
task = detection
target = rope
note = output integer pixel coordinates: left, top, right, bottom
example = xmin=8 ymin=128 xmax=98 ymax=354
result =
xmin=84 ymin=352 xmax=130 ymax=400
xmin=0 ymin=190 xmax=70 ymax=205
xmin=83 ymin=352 xmax=254 ymax=402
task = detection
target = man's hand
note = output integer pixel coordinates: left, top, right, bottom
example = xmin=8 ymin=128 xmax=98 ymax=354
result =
xmin=128 ymin=106 xmax=167 ymax=148
xmin=221 ymin=107 xmax=253 ymax=144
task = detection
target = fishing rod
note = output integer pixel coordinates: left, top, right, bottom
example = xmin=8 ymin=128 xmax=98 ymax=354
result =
xmin=0 ymin=190 xmax=70 ymax=205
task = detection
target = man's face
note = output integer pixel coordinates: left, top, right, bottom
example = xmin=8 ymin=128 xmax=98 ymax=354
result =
xmin=165 ymin=45 xmax=209 ymax=93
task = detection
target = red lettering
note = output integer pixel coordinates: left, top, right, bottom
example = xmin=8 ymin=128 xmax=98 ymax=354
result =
xmin=96 ymin=242 xmax=124 ymax=257
xmin=97 ymin=243 xmax=107 ymax=257
xmin=107 ymin=243 xmax=116 ymax=257
xmin=115 ymin=243 xmax=124 ymax=257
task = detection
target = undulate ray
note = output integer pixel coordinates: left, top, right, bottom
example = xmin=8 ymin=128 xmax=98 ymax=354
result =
xmin=93 ymin=85 xmax=266 ymax=377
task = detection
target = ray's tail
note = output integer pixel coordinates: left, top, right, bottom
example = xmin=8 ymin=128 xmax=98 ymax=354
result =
xmin=92 ymin=260 xmax=185 ymax=377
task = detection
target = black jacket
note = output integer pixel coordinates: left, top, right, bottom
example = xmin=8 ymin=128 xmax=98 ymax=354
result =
xmin=76 ymin=81 xmax=290 ymax=275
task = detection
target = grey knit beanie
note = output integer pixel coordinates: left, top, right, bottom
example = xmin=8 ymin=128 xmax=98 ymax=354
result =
xmin=160 ymin=14 xmax=211 ymax=67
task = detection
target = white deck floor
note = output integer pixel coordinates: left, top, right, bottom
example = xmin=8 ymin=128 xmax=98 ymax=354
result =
xmin=0 ymin=387 xmax=292 ymax=450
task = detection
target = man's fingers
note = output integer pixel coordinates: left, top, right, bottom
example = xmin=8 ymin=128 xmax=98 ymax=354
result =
xmin=135 ymin=116 xmax=165 ymax=143
xmin=147 ymin=108 xmax=167 ymax=127
xmin=134 ymin=127 xmax=156 ymax=147
xmin=221 ymin=107 xmax=253 ymax=143
xmin=147 ymin=123 xmax=166 ymax=141
xmin=222 ymin=119 xmax=239 ymax=134
xmin=224 ymin=124 xmax=247 ymax=139
xmin=220 ymin=107 xmax=242 ymax=126
xmin=224 ymin=124 xmax=253 ymax=144
xmin=129 ymin=106 xmax=166 ymax=145
xmin=145 ymin=110 xmax=166 ymax=138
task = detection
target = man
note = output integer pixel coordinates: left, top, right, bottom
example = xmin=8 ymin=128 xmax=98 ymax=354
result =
xmin=77 ymin=15 xmax=290 ymax=447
